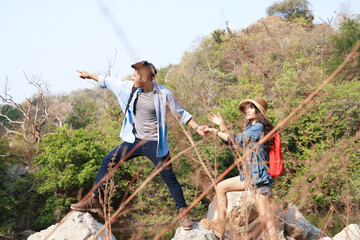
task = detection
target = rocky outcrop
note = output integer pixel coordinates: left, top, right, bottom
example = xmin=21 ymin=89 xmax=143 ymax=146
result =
xmin=28 ymin=211 xmax=116 ymax=240
xmin=242 ymin=16 xmax=282 ymax=34
xmin=172 ymin=191 xmax=330 ymax=240
xmin=2 ymin=163 xmax=29 ymax=188
xmin=171 ymin=222 xmax=217 ymax=240
xmin=279 ymin=203 xmax=326 ymax=240
xmin=320 ymin=224 xmax=360 ymax=240
xmin=206 ymin=191 xmax=258 ymax=226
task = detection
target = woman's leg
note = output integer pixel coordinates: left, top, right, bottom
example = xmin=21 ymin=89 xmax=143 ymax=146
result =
xmin=216 ymin=176 xmax=246 ymax=223
xmin=256 ymin=193 xmax=277 ymax=240
xmin=201 ymin=176 xmax=246 ymax=238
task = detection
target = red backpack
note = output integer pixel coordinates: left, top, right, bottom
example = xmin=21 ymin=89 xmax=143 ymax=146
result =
xmin=267 ymin=132 xmax=283 ymax=178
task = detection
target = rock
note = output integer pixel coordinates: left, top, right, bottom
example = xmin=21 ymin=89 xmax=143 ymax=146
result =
xmin=234 ymin=219 xmax=286 ymax=240
xmin=322 ymin=224 xmax=360 ymax=240
xmin=206 ymin=191 xmax=258 ymax=226
xmin=3 ymin=163 xmax=29 ymax=188
xmin=28 ymin=211 xmax=116 ymax=240
xmin=172 ymin=191 xmax=333 ymax=240
xmin=18 ymin=230 xmax=36 ymax=238
xmin=279 ymin=203 xmax=327 ymax=240
xmin=242 ymin=16 xmax=282 ymax=34
xmin=171 ymin=222 xmax=217 ymax=240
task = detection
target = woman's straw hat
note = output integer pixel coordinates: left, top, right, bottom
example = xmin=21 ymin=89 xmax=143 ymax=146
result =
xmin=238 ymin=97 xmax=268 ymax=118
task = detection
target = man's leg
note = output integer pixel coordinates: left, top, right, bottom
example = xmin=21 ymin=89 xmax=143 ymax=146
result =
xmin=143 ymin=141 xmax=186 ymax=208
xmin=71 ymin=140 xmax=143 ymax=211
xmin=143 ymin=141 xmax=192 ymax=229
xmin=93 ymin=140 xmax=142 ymax=195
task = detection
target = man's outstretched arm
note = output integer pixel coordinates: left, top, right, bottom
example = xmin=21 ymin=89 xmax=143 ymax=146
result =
xmin=76 ymin=70 xmax=99 ymax=82
xmin=187 ymin=118 xmax=208 ymax=137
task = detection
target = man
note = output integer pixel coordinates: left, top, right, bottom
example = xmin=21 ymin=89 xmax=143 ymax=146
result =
xmin=71 ymin=61 xmax=207 ymax=230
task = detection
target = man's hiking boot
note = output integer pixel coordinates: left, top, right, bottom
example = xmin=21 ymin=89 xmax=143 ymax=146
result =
xmin=70 ymin=193 xmax=102 ymax=211
xmin=200 ymin=218 xmax=225 ymax=239
xmin=178 ymin=207 xmax=193 ymax=230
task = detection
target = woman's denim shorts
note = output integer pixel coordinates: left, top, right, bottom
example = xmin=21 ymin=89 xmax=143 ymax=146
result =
xmin=256 ymin=183 xmax=273 ymax=196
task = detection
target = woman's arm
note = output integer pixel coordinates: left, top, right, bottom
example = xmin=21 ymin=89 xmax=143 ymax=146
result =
xmin=208 ymin=112 xmax=227 ymax=131
xmin=206 ymin=128 xmax=234 ymax=142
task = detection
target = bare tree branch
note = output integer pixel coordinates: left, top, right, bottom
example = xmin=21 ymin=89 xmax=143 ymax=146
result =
xmin=0 ymin=73 xmax=70 ymax=144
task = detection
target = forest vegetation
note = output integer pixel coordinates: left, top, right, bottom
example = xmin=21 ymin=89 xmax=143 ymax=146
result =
xmin=1 ymin=0 xmax=360 ymax=238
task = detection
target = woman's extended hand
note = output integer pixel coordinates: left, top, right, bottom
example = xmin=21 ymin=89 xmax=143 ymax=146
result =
xmin=207 ymin=112 xmax=224 ymax=126
xmin=205 ymin=127 xmax=218 ymax=135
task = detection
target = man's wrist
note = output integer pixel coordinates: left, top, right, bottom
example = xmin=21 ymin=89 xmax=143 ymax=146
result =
xmin=194 ymin=124 xmax=199 ymax=130
xmin=91 ymin=74 xmax=99 ymax=82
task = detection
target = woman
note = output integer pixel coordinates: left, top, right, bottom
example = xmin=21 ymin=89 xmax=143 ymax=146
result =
xmin=201 ymin=97 xmax=277 ymax=240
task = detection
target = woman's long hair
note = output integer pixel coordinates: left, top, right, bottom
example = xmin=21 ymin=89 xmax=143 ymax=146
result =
xmin=247 ymin=103 xmax=274 ymax=152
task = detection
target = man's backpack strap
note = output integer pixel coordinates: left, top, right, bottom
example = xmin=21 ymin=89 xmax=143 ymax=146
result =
xmin=124 ymin=85 xmax=138 ymax=114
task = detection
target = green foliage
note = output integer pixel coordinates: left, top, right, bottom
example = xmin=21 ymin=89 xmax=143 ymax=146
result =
xmin=327 ymin=16 xmax=360 ymax=73
xmin=217 ymin=98 xmax=243 ymax=124
xmin=65 ymin=95 xmax=97 ymax=129
xmin=9 ymin=175 xmax=44 ymax=230
xmin=211 ymin=29 xmax=226 ymax=45
xmin=34 ymin=126 xmax=108 ymax=196
xmin=332 ymin=16 xmax=360 ymax=55
xmin=0 ymin=104 xmax=22 ymax=123
xmin=0 ymin=105 xmax=22 ymax=137
xmin=0 ymin=139 xmax=18 ymax=235
xmin=0 ymin=161 xmax=41 ymax=236
xmin=35 ymin=196 xmax=72 ymax=229
xmin=0 ymin=190 xmax=16 ymax=235
xmin=266 ymin=0 xmax=314 ymax=23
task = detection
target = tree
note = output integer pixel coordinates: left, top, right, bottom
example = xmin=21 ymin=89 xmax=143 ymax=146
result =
xmin=266 ymin=0 xmax=314 ymax=23
xmin=65 ymin=95 xmax=96 ymax=129
xmin=211 ymin=29 xmax=225 ymax=45
xmin=328 ymin=15 xmax=360 ymax=75
xmin=332 ymin=16 xmax=360 ymax=54
xmin=0 ymin=75 xmax=70 ymax=144
xmin=34 ymin=126 xmax=108 ymax=196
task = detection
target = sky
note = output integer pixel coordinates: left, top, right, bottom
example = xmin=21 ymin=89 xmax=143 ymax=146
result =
xmin=0 ymin=0 xmax=359 ymax=103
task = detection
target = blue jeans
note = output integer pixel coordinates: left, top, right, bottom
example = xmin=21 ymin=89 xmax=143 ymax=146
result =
xmin=94 ymin=138 xmax=187 ymax=209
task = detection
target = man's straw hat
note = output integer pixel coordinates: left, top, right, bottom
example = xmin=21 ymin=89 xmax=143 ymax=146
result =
xmin=238 ymin=97 xmax=268 ymax=118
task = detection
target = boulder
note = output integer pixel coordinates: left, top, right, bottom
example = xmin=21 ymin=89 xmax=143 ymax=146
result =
xmin=320 ymin=224 xmax=360 ymax=240
xmin=18 ymin=230 xmax=36 ymax=238
xmin=242 ymin=16 xmax=282 ymax=34
xmin=279 ymin=203 xmax=327 ymax=240
xmin=172 ymin=190 xmax=332 ymax=240
xmin=234 ymin=218 xmax=286 ymax=240
xmin=335 ymin=224 xmax=360 ymax=240
xmin=28 ymin=211 xmax=116 ymax=240
xmin=174 ymin=191 xmax=284 ymax=239
xmin=3 ymin=163 xmax=29 ymax=188
xmin=171 ymin=222 xmax=217 ymax=240
xmin=206 ymin=191 xmax=258 ymax=226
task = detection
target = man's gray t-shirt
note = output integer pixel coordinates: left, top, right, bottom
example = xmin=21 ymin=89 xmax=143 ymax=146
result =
xmin=134 ymin=90 xmax=158 ymax=141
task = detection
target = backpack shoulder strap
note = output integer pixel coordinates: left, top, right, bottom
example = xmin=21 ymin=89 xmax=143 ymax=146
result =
xmin=124 ymin=85 xmax=138 ymax=114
